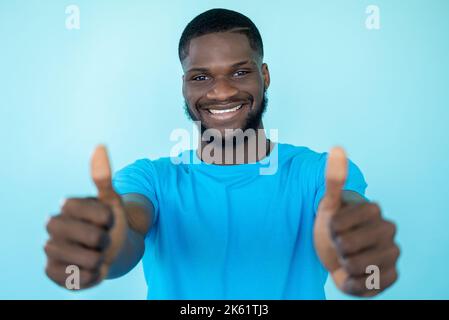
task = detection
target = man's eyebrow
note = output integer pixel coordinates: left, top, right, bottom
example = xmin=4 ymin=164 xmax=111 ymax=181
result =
xmin=186 ymin=67 xmax=209 ymax=73
xmin=231 ymin=60 xmax=254 ymax=67
xmin=186 ymin=60 xmax=254 ymax=73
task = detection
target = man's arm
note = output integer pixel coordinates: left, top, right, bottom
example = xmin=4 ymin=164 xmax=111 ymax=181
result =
xmin=106 ymin=193 xmax=154 ymax=279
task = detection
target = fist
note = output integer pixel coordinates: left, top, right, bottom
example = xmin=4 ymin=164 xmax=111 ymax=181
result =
xmin=328 ymin=201 xmax=399 ymax=296
xmin=45 ymin=198 xmax=114 ymax=289
xmin=44 ymin=145 xmax=128 ymax=289
xmin=314 ymin=147 xmax=400 ymax=297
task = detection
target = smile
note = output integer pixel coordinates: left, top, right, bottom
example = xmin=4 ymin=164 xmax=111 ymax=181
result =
xmin=208 ymin=104 xmax=243 ymax=114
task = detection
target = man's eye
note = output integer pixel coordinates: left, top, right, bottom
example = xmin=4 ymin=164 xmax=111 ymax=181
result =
xmin=233 ymin=70 xmax=249 ymax=77
xmin=192 ymin=75 xmax=208 ymax=81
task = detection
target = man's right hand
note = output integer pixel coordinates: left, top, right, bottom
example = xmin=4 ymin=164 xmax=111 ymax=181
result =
xmin=44 ymin=145 xmax=128 ymax=289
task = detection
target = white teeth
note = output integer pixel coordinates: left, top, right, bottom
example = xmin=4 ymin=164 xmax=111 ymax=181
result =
xmin=209 ymin=104 xmax=242 ymax=114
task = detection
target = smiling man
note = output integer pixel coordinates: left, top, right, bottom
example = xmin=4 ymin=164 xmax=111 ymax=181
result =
xmin=44 ymin=8 xmax=399 ymax=299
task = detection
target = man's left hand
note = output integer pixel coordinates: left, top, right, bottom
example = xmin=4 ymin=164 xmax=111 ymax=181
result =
xmin=314 ymin=147 xmax=400 ymax=297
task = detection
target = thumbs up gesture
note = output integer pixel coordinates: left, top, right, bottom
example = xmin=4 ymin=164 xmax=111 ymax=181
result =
xmin=314 ymin=147 xmax=400 ymax=296
xmin=45 ymin=145 xmax=128 ymax=289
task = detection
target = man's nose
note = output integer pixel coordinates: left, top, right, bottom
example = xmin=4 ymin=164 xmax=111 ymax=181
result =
xmin=206 ymin=78 xmax=239 ymax=101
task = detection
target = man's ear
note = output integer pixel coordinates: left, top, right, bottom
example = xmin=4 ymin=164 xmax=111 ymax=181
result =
xmin=262 ymin=63 xmax=270 ymax=90
xmin=182 ymin=74 xmax=186 ymax=97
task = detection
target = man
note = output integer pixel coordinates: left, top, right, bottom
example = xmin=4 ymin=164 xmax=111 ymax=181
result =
xmin=44 ymin=8 xmax=399 ymax=299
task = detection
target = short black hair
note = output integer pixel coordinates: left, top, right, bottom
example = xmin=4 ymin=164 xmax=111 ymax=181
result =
xmin=178 ymin=8 xmax=264 ymax=62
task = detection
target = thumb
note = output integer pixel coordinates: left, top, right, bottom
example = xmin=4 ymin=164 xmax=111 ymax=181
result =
xmin=321 ymin=146 xmax=348 ymax=212
xmin=90 ymin=144 xmax=121 ymax=207
xmin=90 ymin=144 xmax=127 ymax=267
xmin=314 ymin=147 xmax=350 ymax=291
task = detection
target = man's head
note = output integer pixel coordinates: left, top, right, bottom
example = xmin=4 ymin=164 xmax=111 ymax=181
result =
xmin=179 ymin=8 xmax=270 ymax=138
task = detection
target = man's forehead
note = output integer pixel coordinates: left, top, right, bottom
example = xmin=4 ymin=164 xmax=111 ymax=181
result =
xmin=182 ymin=32 xmax=259 ymax=71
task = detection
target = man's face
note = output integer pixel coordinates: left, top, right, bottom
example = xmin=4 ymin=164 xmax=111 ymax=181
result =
xmin=182 ymin=31 xmax=270 ymax=136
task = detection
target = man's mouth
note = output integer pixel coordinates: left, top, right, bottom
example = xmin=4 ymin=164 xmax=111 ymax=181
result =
xmin=200 ymin=102 xmax=249 ymax=122
xmin=207 ymin=104 xmax=243 ymax=114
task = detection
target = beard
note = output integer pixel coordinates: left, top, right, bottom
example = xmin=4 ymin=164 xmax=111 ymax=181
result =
xmin=183 ymin=91 xmax=268 ymax=135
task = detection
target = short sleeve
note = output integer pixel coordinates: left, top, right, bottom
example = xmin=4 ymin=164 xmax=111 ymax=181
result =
xmin=112 ymin=159 xmax=160 ymax=224
xmin=313 ymin=152 xmax=368 ymax=214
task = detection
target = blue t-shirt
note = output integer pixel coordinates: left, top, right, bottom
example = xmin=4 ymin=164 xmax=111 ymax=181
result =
xmin=112 ymin=143 xmax=367 ymax=299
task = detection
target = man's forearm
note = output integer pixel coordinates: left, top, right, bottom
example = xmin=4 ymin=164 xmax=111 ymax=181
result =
xmin=106 ymin=195 xmax=153 ymax=279
xmin=106 ymin=225 xmax=145 ymax=279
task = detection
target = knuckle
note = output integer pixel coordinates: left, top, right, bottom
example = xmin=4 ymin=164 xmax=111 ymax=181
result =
xmin=389 ymin=268 xmax=399 ymax=283
xmin=392 ymin=268 xmax=399 ymax=283
xmin=382 ymin=221 xmax=396 ymax=238
xmin=61 ymin=198 xmax=76 ymax=213
xmin=62 ymin=198 xmax=92 ymax=217
xmin=382 ymin=269 xmax=398 ymax=289
xmin=45 ymin=218 xmax=55 ymax=234
xmin=44 ymin=240 xmax=55 ymax=256
xmin=392 ymin=245 xmax=401 ymax=260
xmin=368 ymin=202 xmax=381 ymax=217
xmin=388 ymin=221 xmax=397 ymax=236
xmin=46 ymin=216 xmax=62 ymax=235
xmin=44 ymin=242 xmax=50 ymax=255
xmin=61 ymin=198 xmax=85 ymax=217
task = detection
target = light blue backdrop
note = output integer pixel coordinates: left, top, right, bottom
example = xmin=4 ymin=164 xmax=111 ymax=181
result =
xmin=1 ymin=0 xmax=448 ymax=299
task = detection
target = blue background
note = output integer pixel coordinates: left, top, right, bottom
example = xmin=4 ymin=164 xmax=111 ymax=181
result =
xmin=1 ymin=0 xmax=448 ymax=299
